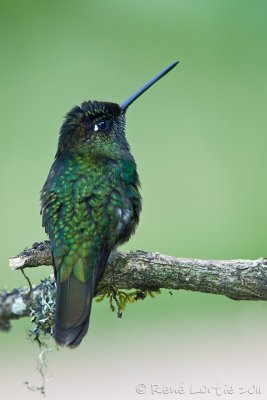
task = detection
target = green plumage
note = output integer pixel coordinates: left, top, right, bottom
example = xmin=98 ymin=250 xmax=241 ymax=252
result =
xmin=41 ymin=62 xmax=178 ymax=348
xmin=41 ymin=101 xmax=141 ymax=347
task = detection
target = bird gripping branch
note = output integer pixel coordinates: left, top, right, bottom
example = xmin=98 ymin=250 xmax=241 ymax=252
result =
xmin=41 ymin=61 xmax=179 ymax=347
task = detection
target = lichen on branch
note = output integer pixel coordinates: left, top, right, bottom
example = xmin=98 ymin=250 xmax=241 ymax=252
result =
xmin=1 ymin=241 xmax=267 ymax=336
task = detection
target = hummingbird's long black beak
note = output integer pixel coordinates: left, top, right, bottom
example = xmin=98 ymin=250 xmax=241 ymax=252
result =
xmin=120 ymin=61 xmax=179 ymax=112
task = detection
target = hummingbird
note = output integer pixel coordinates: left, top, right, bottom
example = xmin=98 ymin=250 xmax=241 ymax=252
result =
xmin=41 ymin=61 xmax=179 ymax=348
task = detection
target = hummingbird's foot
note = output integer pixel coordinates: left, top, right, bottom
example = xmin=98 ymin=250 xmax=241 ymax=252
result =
xmin=134 ymin=289 xmax=161 ymax=300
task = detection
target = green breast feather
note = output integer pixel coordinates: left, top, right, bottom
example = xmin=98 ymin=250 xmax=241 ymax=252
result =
xmin=41 ymin=156 xmax=141 ymax=284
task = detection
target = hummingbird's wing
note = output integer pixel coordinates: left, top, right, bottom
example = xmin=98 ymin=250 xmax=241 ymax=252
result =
xmin=41 ymin=185 xmax=112 ymax=348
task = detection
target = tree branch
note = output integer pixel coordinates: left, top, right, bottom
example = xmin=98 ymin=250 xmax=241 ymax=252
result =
xmin=1 ymin=241 xmax=267 ymax=332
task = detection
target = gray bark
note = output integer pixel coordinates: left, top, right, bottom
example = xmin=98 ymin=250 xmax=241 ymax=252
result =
xmin=1 ymin=241 xmax=267 ymax=331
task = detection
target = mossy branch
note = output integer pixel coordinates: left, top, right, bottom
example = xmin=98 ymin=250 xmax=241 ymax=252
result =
xmin=1 ymin=240 xmax=267 ymax=334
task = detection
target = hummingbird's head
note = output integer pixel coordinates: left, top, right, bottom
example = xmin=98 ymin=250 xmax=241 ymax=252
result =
xmin=57 ymin=101 xmax=129 ymax=160
xmin=56 ymin=61 xmax=179 ymax=160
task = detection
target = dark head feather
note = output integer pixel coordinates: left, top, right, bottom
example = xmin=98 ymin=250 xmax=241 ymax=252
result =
xmin=56 ymin=101 xmax=126 ymax=157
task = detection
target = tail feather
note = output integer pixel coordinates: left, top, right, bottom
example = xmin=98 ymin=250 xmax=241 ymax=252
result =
xmin=54 ymin=247 xmax=111 ymax=348
xmin=55 ymin=317 xmax=90 ymax=348
xmin=54 ymin=273 xmax=96 ymax=348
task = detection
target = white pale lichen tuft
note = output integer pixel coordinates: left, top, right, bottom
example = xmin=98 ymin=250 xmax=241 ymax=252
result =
xmin=29 ymin=278 xmax=56 ymax=346
xmin=12 ymin=297 xmax=27 ymax=315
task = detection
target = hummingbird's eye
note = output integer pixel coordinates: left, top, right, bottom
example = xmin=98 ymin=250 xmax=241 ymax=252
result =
xmin=93 ymin=119 xmax=110 ymax=132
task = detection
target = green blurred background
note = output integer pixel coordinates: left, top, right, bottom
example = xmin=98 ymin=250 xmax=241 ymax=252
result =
xmin=1 ymin=1 xmax=267 ymax=399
